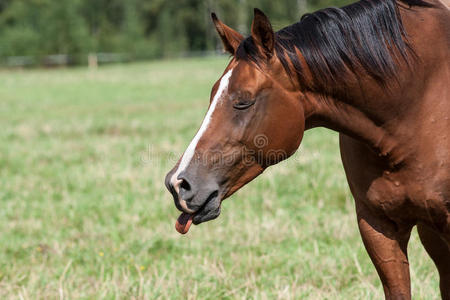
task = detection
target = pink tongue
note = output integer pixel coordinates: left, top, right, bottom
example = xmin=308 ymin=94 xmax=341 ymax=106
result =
xmin=175 ymin=212 xmax=193 ymax=234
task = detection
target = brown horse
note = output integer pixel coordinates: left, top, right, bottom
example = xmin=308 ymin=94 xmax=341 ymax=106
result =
xmin=165 ymin=0 xmax=450 ymax=298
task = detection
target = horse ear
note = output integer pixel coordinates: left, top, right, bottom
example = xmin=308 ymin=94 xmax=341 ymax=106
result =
xmin=251 ymin=8 xmax=274 ymax=58
xmin=211 ymin=12 xmax=244 ymax=55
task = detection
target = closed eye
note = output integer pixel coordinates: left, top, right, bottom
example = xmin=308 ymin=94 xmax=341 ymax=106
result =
xmin=233 ymin=100 xmax=255 ymax=110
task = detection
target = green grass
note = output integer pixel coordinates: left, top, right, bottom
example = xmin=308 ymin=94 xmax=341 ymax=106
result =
xmin=0 ymin=57 xmax=440 ymax=299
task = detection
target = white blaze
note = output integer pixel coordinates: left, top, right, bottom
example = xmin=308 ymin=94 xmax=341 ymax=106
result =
xmin=170 ymin=69 xmax=233 ymax=210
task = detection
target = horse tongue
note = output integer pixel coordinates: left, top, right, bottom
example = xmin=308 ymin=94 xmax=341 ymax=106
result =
xmin=175 ymin=212 xmax=193 ymax=234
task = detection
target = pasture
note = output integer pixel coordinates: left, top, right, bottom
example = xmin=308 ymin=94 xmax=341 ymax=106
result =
xmin=0 ymin=57 xmax=439 ymax=299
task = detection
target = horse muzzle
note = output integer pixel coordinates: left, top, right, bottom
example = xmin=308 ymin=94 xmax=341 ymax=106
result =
xmin=165 ymin=169 xmax=222 ymax=233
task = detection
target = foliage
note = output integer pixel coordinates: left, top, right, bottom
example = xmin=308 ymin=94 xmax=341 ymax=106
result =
xmin=0 ymin=0 xmax=353 ymax=61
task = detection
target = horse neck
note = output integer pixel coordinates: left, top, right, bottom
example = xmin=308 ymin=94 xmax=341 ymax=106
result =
xmin=270 ymin=32 xmax=415 ymax=167
xmin=301 ymin=81 xmax=408 ymax=168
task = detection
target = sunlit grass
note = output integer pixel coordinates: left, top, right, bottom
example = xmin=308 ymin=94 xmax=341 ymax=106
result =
xmin=0 ymin=57 xmax=439 ymax=299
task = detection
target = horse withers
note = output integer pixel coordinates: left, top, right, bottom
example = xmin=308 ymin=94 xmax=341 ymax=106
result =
xmin=165 ymin=0 xmax=450 ymax=298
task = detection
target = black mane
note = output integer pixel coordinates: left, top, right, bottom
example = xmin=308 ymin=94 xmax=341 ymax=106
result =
xmin=236 ymin=0 xmax=432 ymax=91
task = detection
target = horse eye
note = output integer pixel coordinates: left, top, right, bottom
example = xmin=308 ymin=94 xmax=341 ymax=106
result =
xmin=233 ymin=100 xmax=255 ymax=110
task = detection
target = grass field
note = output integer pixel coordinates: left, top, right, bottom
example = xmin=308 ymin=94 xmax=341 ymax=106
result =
xmin=0 ymin=57 xmax=440 ymax=299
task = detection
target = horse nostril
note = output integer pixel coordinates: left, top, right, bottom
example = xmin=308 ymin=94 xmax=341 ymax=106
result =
xmin=178 ymin=176 xmax=195 ymax=202
xmin=180 ymin=179 xmax=191 ymax=192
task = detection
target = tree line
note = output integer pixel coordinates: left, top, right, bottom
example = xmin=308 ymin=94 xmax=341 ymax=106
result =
xmin=0 ymin=0 xmax=351 ymax=64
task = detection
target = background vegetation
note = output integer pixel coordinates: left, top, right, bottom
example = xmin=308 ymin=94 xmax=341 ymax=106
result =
xmin=0 ymin=57 xmax=439 ymax=298
xmin=0 ymin=0 xmax=352 ymax=63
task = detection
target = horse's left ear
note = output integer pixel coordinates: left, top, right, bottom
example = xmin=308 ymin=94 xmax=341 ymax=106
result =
xmin=251 ymin=8 xmax=274 ymax=58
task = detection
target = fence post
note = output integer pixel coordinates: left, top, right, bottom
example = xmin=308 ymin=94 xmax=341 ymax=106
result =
xmin=88 ymin=53 xmax=98 ymax=69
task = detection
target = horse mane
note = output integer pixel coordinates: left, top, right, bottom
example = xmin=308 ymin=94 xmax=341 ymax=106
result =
xmin=236 ymin=0 xmax=432 ymax=92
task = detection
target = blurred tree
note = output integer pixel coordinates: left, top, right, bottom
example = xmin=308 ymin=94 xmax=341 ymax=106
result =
xmin=0 ymin=0 xmax=354 ymax=63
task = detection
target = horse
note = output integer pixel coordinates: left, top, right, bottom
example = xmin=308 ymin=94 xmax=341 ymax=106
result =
xmin=165 ymin=0 xmax=450 ymax=298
